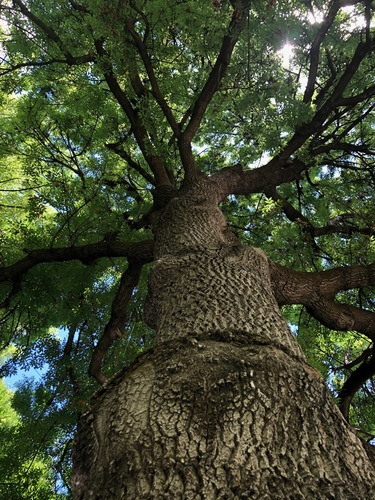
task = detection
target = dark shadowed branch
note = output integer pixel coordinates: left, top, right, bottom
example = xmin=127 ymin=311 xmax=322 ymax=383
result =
xmin=338 ymin=347 xmax=375 ymax=421
xmin=178 ymin=1 xmax=251 ymax=182
xmin=88 ymin=261 xmax=143 ymax=385
xmin=182 ymin=1 xmax=250 ymax=143
xmin=302 ymin=1 xmax=342 ymax=104
xmin=93 ymin=38 xmax=172 ymax=186
xmin=0 ymin=239 xmax=154 ymax=285
xmin=125 ymin=17 xmax=181 ymax=139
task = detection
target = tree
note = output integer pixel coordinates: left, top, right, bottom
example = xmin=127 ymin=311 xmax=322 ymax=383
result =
xmin=0 ymin=0 xmax=374 ymax=497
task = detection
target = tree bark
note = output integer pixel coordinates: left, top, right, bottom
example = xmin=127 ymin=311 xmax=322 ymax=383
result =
xmin=72 ymin=179 xmax=375 ymax=498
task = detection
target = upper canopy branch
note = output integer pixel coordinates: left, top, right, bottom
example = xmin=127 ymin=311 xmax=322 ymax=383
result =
xmin=181 ymin=1 xmax=250 ymax=144
xmin=212 ymin=33 xmax=373 ymax=199
xmin=9 ymin=0 xmax=173 ymax=187
xmin=11 ymin=0 xmax=94 ymax=66
xmin=125 ymin=18 xmax=181 ymax=140
xmin=93 ymin=39 xmax=171 ymax=187
xmin=276 ymin=38 xmax=374 ymax=163
xmin=303 ymin=0 xmax=342 ymax=104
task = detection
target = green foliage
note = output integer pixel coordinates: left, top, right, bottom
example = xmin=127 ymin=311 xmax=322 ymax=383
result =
xmin=0 ymin=354 xmax=65 ymax=499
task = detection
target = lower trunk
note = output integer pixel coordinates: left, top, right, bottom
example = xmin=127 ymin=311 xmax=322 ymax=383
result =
xmin=72 ymin=184 xmax=375 ymax=498
xmin=72 ymin=338 xmax=374 ymax=498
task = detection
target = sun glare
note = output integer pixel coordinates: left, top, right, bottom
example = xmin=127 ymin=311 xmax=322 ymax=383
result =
xmin=307 ymin=10 xmax=325 ymax=25
xmin=279 ymin=43 xmax=294 ymax=69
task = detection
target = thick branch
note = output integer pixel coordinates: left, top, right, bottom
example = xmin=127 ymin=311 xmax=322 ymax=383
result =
xmin=335 ymin=84 xmax=375 ymax=107
xmin=88 ymin=261 xmax=143 ymax=385
xmin=270 ymin=261 xmax=375 ymax=305
xmin=312 ymin=224 xmax=374 ymax=238
xmin=269 ymin=257 xmax=375 ymax=415
xmin=212 ymin=159 xmax=307 ymax=200
xmin=306 ymin=299 xmax=375 ymax=341
xmin=0 ymin=239 xmax=154 ymax=285
xmin=270 ymin=260 xmax=375 ymax=340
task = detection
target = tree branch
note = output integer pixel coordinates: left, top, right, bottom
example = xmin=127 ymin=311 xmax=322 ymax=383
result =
xmin=270 ymin=260 xmax=375 ymax=305
xmin=178 ymin=1 xmax=250 ymax=183
xmin=182 ymin=2 xmax=250 ymax=143
xmin=12 ymin=0 xmax=94 ymax=66
xmin=335 ymin=84 xmax=375 ymax=107
xmin=264 ymin=186 xmax=374 ymax=240
xmin=266 ymin=38 xmax=375 ymax=169
xmin=88 ymin=260 xmax=143 ymax=385
xmin=269 ymin=260 xmax=375 ymax=341
xmin=212 ymin=159 xmax=307 ymax=200
xmin=0 ymin=55 xmax=94 ymax=75
xmin=312 ymin=141 xmax=375 ymax=157
xmin=263 ymin=185 xmax=311 ymax=228
xmin=306 ymin=299 xmax=375 ymax=341
xmin=338 ymin=348 xmax=375 ymax=420
xmin=269 ymin=257 xmax=375 ymax=415
xmin=93 ymin=38 xmax=172 ymax=186
xmin=303 ymin=1 xmax=341 ymax=104
xmin=106 ymin=142 xmax=156 ymax=185
xmin=125 ymin=18 xmax=181 ymax=139
xmin=0 ymin=239 xmax=154 ymax=285
xmin=214 ymin=35 xmax=374 ymax=199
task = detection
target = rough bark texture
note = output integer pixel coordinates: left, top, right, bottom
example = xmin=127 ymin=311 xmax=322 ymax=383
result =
xmin=73 ymin=340 xmax=375 ymax=499
xmin=72 ymin=179 xmax=375 ymax=498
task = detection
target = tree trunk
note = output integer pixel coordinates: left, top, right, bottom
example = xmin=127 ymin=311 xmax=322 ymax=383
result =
xmin=72 ymin=180 xmax=375 ymax=498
